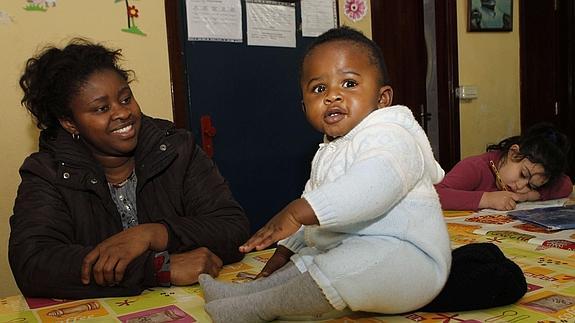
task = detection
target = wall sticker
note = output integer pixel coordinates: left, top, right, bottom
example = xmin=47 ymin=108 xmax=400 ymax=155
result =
xmin=115 ymin=0 xmax=146 ymax=36
xmin=24 ymin=0 xmax=56 ymax=12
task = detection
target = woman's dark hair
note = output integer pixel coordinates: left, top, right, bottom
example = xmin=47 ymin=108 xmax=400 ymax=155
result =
xmin=487 ymin=123 xmax=570 ymax=185
xmin=19 ymin=38 xmax=133 ymax=134
xmin=299 ymin=26 xmax=391 ymax=86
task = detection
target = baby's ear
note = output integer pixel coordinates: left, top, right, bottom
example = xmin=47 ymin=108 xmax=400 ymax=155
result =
xmin=377 ymin=85 xmax=393 ymax=108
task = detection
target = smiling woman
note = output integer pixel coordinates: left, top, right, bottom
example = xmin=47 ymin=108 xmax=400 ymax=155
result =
xmin=60 ymin=69 xmax=142 ymax=184
xmin=9 ymin=39 xmax=250 ymax=299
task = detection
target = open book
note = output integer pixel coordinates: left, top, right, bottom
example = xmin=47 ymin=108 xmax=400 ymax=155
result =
xmin=508 ymin=204 xmax=575 ymax=230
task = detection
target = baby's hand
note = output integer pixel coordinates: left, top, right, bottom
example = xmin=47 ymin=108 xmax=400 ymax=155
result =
xmin=239 ymin=209 xmax=302 ymax=253
xmin=239 ymin=198 xmax=316 ymax=253
xmin=256 ymin=245 xmax=294 ymax=278
xmin=479 ymin=191 xmax=520 ymax=211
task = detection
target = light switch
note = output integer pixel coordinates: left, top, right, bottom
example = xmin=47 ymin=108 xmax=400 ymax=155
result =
xmin=456 ymin=86 xmax=478 ymax=100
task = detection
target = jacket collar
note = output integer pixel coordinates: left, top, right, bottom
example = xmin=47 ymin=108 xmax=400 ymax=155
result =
xmin=134 ymin=116 xmax=178 ymax=188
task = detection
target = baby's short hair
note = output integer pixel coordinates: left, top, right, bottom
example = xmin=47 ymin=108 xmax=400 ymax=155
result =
xmin=300 ymin=26 xmax=391 ymax=86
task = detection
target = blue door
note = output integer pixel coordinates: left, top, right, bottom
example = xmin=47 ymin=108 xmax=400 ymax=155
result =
xmin=181 ymin=2 xmax=322 ymax=233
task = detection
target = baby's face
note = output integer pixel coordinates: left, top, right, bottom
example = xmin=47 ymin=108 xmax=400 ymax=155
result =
xmin=300 ymin=41 xmax=389 ymax=139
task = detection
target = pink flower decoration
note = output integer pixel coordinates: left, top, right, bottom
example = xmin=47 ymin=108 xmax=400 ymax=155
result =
xmin=344 ymin=0 xmax=367 ymax=22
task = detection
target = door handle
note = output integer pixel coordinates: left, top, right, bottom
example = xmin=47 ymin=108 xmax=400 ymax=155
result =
xmin=419 ymin=104 xmax=431 ymax=132
xmin=200 ymin=115 xmax=217 ymax=158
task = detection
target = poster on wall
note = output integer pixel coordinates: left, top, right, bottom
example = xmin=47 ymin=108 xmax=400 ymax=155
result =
xmin=246 ymin=0 xmax=295 ymax=48
xmin=301 ymin=0 xmax=337 ymax=37
xmin=468 ymin=0 xmax=512 ymax=32
xmin=186 ymin=0 xmax=243 ymax=42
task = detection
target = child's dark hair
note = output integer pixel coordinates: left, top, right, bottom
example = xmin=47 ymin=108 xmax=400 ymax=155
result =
xmin=300 ymin=26 xmax=391 ymax=86
xmin=487 ymin=123 xmax=570 ymax=185
xmin=19 ymin=38 xmax=133 ymax=134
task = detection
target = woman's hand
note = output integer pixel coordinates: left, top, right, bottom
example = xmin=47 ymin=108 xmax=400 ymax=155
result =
xmin=239 ymin=199 xmax=317 ymax=253
xmin=256 ymin=245 xmax=294 ymax=278
xmin=81 ymin=223 xmax=168 ymax=286
xmin=170 ymin=247 xmax=223 ymax=285
xmin=479 ymin=191 xmax=521 ymax=211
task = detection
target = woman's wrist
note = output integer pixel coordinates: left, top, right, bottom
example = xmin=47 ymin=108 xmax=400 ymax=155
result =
xmin=147 ymin=223 xmax=169 ymax=251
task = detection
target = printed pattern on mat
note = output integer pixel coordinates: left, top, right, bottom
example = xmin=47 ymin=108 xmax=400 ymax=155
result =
xmin=1 ymin=217 xmax=574 ymax=322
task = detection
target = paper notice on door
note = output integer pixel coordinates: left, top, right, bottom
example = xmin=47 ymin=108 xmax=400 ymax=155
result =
xmin=246 ymin=0 xmax=296 ymax=48
xmin=301 ymin=0 xmax=337 ymax=37
xmin=186 ymin=0 xmax=243 ymax=42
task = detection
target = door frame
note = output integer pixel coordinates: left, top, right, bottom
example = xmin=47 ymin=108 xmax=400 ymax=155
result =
xmin=435 ymin=0 xmax=460 ymax=170
xmin=164 ymin=0 xmax=188 ymax=129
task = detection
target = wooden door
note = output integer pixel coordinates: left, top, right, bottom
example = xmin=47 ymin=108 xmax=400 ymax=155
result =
xmin=371 ymin=0 xmax=461 ymax=171
xmin=520 ymin=0 xmax=575 ymax=179
xmin=371 ymin=1 xmax=427 ymax=122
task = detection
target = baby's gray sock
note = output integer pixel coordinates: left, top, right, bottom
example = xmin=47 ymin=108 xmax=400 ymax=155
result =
xmin=204 ymin=272 xmax=334 ymax=323
xmin=199 ymin=261 xmax=299 ymax=302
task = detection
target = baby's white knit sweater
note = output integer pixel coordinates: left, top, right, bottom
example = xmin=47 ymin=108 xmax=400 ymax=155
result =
xmin=280 ymin=105 xmax=451 ymax=313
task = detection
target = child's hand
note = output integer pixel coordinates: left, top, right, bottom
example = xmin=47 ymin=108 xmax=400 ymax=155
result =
xmin=256 ymin=245 xmax=294 ymax=278
xmin=479 ymin=191 xmax=521 ymax=211
xmin=239 ymin=198 xmax=317 ymax=253
xmin=239 ymin=209 xmax=301 ymax=253
xmin=515 ymin=190 xmax=541 ymax=202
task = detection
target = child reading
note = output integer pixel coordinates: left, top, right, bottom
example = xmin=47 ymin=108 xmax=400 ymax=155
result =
xmin=198 ymin=26 xmax=452 ymax=322
xmin=435 ymin=123 xmax=572 ymax=211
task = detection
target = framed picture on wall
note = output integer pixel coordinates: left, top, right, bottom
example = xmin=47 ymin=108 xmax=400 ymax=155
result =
xmin=468 ymin=0 xmax=513 ymax=32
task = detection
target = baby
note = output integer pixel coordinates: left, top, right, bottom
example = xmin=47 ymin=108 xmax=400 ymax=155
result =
xmin=199 ymin=26 xmax=452 ymax=322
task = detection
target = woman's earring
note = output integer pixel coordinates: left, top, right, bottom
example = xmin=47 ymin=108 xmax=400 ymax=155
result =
xmin=301 ymin=101 xmax=306 ymax=113
xmin=72 ymin=133 xmax=80 ymax=140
